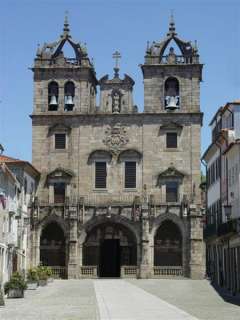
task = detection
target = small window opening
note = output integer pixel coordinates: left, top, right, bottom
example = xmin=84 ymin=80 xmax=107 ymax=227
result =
xmin=166 ymin=132 xmax=177 ymax=148
xmin=54 ymin=183 xmax=65 ymax=203
xmin=125 ymin=161 xmax=136 ymax=189
xmin=55 ymin=134 xmax=66 ymax=149
xmin=166 ymin=181 xmax=178 ymax=202
xmin=95 ymin=162 xmax=107 ymax=188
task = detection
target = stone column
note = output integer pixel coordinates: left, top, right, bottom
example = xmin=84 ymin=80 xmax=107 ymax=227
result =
xmin=49 ymin=184 xmax=54 ymax=204
xmin=31 ymin=227 xmax=40 ymax=267
xmin=67 ymin=208 xmax=79 ymax=279
xmin=139 ymin=203 xmax=151 ymax=278
xmin=58 ymin=85 xmax=65 ymax=112
xmin=189 ymin=204 xmax=205 ymax=279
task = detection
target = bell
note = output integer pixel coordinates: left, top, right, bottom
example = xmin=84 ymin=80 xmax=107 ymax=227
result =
xmin=49 ymin=95 xmax=58 ymax=106
xmin=165 ymin=96 xmax=179 ymax=109
xmin=65 ymin=95 xmax=74 ymax=106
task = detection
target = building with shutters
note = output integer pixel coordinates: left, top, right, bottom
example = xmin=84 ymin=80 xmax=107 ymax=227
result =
xmin=29 ymin=15 xmax=205 ymax=279
xmin=202 ymin=101 xmax=240 ymax=295
xmin=0 ymin=155 xmax=39 ymax=286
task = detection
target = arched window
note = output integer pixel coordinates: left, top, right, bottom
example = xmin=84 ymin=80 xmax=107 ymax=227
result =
xmin=64 ymin=81 xmax=75 ymax=111
xmin=164 ymin=77 xmax=180 ymax=109
xmin=48 ymin=81 xmax=59 ymax=111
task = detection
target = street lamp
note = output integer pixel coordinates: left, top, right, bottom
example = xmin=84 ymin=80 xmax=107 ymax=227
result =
xmin=224 ymin=204 xmax=232 ymax=221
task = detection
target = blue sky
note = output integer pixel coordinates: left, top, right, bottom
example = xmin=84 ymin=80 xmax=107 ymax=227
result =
xmin=0 ymin=0 xmax=240 ymax=161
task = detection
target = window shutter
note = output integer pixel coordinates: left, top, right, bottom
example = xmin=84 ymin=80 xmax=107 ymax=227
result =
xmin=55 ymin=134 xmax=66 ymax=149
xmin=95 ymin=162 xmax=107 ymax=188
xmin=125 ymin=162 xmax=136 ymax=188
xmin=166 ymin=132 xmax=177 ymax=148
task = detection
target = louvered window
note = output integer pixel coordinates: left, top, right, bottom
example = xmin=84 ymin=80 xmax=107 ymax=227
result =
xmin=125 ymin=161 xmax=136 ymax=188
xmin=166 ymin=181 xmax=178 ymax=202
xmin=166 ymin=132 xmax=177 ymax=148
xmin=95 ymin=162 xmax=107 ymax=188
xmin=55 ymin=134 xmax=66 ymax=149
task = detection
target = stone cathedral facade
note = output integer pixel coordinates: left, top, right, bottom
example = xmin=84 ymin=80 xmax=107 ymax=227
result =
xmin=29 ymin=16 xmax=205 ymax=279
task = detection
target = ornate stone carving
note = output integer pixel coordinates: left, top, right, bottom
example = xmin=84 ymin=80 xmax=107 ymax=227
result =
xmin=103 ymin=123 xmax=129 ymax=156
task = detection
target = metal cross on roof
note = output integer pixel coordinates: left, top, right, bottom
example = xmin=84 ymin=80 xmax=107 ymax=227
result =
xmin=112 ymin=51 xmax=121 ymax=69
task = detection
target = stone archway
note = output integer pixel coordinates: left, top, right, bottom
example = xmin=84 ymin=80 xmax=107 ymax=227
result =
xmin=154 ymin=220 xmax=182 ymax=266
xmin=83 ymin=222 xmax=137 ymax=277
xmin=40 ymin=221 xmax=67 ymax=278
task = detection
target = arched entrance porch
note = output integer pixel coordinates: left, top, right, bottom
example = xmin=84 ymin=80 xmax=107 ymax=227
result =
xmin=40 ymin=222 xmax=67 ymax=278
xmin=154 ymin=220 xmax=183 ymax=276
xmin=83 ymin=222 xmax=137 ymax=277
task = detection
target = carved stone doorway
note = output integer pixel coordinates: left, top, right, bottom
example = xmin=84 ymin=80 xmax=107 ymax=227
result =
xmin=83 ymin=222 xmax=137 ymax=277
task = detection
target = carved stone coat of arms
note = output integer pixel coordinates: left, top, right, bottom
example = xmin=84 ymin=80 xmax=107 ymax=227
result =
xmin=103 ymin=123 xmax=129 ymax=156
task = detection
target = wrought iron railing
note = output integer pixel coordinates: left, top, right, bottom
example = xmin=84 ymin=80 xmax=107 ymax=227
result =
xmin=153 ymin=266 xmax=183 ymax=277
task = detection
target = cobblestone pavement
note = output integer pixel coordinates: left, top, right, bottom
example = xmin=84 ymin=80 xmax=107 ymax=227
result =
xmin=0 ymin=279 xmax=239 ymax=320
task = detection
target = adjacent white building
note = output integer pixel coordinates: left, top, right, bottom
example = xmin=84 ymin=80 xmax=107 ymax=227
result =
xmin=0 ymin=162 xmax=20 ymax=285
xmin=0 ymin=155 xmax=39 ymax=287
xmin=202 ymin=101 xmax=240 ymax=295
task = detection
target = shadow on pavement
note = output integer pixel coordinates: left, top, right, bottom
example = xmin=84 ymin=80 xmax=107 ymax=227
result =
xmin=211 ymin=282 xmax=240 ymax=306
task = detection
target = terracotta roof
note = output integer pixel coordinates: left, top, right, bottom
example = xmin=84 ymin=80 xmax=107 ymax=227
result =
xmin=0 ymin=154 xmax=40 ymax=177
xmin=0 ymin=155 xmax=20 ymax=162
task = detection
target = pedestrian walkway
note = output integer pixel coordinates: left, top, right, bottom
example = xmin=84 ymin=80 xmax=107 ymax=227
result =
xmin=0 ymin=279 xmax=239 ymax=320
xmin=0 ymin=280 xmax=98 ymax=320
xmin=94 ymin=280 xmax=198 ymax=320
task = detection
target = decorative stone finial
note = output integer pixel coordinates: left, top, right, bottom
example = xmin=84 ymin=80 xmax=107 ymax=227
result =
xmin=112 ymin=50 xmax=121 ymax=78
xmin=146 ymin=41 xmax=150 ymax=53
xmin=193 ymin=40 xmax=198 ymax=53
xmin=63 ymin=11 xmax=70 ymax=37
xmin=36 ymin=43 xmax=41 ymax=57
xmin=167 ymin=10 xmax=177 ymax=36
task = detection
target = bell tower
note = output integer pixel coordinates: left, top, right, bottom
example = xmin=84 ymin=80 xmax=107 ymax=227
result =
xmin=141 ymin=15 xmax=202 ymax=113
xmin=32 ymin=14 xmax=98 ymax=115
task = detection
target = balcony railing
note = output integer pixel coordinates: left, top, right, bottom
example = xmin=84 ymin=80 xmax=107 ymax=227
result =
xmin=203 ymin=223 xmax=217 ymax=239
xmin=153 ymin=266 xmax=183 ymax=277
xmin=217 ymin=219 xmax=238 ymax=237
xmin=121 ymin=266 xmax=138 ymax=278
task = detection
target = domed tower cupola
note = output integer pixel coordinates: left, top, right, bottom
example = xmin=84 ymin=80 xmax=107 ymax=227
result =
xmin=32 ymin=14 xmax=98 ymax=114
xmin=99 ymin=51 xmax=137 ymax=114
xmin=142 ymin=14 xmax=202 ymax=113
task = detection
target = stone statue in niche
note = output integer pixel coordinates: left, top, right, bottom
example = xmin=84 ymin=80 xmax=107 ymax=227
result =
xmin=112 ymin=92 xmax=121 ymax=113
xmin=167 ymin=47 xmax=177 ymax=64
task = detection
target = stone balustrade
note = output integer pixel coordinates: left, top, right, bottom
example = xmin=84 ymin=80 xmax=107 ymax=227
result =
xmin=153 ymin=266 xmax=183 ymax=277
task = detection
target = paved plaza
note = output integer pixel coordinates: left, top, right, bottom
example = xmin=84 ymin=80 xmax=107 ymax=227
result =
xmin=0 ymin=279 xmax=239 ymax=320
